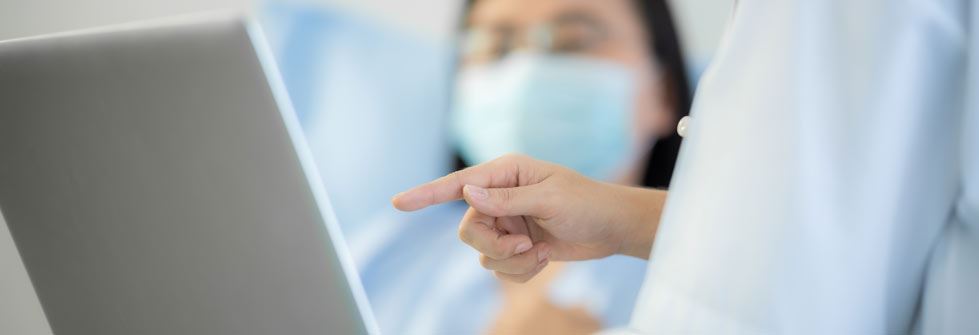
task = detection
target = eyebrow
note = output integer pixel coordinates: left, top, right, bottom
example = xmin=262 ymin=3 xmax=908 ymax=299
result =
xmin=465 ymin=9 xmax=605 ymax=34
xmin=552 ymin=10 xmax=606 ymax=29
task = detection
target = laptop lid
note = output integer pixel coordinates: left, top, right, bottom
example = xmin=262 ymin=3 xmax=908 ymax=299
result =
xmin=0 ymin=12 xmax=377 ymax=335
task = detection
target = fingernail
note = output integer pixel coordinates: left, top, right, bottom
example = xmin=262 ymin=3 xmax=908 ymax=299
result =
xmin=538 ymin=246 xmax=550 ymax=262
xmin=514 ymin=242 xmax=532 ymax=254
xmin=464 ymin=184 xmax=489 ymax=200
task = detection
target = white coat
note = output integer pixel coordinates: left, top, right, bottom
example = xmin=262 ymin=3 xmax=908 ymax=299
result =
xmin=624 ymin=0 xmax=978 ymax=333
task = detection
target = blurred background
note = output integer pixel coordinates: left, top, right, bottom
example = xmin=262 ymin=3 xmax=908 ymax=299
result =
xmin=0 ymin=0 xmax=731 ymax=333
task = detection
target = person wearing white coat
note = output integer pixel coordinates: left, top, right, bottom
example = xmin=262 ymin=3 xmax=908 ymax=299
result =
xmin=393 ymin=0 xmax=978 ymax=333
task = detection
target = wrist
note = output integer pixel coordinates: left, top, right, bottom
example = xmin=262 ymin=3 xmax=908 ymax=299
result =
xmin=609 ymin=185 xmax=666 ymax=259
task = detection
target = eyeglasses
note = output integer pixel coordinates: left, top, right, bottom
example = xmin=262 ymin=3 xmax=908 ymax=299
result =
xmin=461 ymin=18 xmax=609 ymax=64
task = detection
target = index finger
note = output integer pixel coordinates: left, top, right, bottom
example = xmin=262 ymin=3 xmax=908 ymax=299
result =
xmin=392 ymin=155 xmax=525 ymax=211
xmin=391 ymin=168 xmax=486 ymax=212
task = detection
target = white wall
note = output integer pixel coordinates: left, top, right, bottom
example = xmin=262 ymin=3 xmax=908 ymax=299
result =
xmin=314 ymin=0 xmax=733 ymax=62
xmin=316 ymin=0 xmax=463 ymax=43
xmin=0 ymin=1 xmax=731 ymax=333
xmin=0 ymin=0 xmax=248 ymax=40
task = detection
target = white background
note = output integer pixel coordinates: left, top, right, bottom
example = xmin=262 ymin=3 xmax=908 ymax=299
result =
xmin=0 ymin=0 xmax=731 ymax=333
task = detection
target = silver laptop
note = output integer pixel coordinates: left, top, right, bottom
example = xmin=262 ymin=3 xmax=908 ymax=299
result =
xmin=0 ymin=12 xmax=378 ymax=335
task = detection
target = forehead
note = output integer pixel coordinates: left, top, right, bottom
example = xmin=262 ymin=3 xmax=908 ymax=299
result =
xmin=468 ymin=0 xmax=638 ymax=29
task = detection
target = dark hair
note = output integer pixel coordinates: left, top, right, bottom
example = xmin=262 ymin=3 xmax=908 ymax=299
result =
xmin=455 ymin=0 xmax=692 ymax=188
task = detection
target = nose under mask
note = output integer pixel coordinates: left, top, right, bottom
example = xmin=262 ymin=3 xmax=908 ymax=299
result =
xmin=452 ymin=53 xmax=638 ymax=180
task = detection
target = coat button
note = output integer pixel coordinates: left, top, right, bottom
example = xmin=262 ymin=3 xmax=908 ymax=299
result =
xmin=677 ymin=116 xmax=692 ymax=138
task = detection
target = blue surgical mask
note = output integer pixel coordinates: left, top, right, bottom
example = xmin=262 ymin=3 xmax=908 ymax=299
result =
xmin=452 ymin=52 xmax=637 ymax=180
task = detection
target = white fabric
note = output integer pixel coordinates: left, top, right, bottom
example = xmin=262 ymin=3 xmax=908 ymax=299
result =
xmin=624 ymin=0 xmax=977 ymax=333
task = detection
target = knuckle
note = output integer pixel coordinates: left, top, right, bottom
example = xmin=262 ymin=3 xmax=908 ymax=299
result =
xmin=493 ymin=234 xmax=516 ymax=259
xmin=448 ymin=171 xmax=465 ymax=188
xmin=485 ymin=245 xmax=507 ymax=260
xmin=479 ymin=255 xmax=492 ymax=269
xmin=499 ymin=153 xmax=529 ymax=165
xmin=496 ymin=188 xmax=513 ymax=213
xmin=457 ymin=225 xmax=473 ymax=245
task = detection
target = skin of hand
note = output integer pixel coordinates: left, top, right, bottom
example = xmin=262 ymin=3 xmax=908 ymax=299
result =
xmin=485 ymin=263 xmax=602 ymax=335
xmin=392 ymin=154 xmax=666 ymax=282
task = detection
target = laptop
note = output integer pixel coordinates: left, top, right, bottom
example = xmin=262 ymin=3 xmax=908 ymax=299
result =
xmin=0 ymin=12 xmax=378 ymax=335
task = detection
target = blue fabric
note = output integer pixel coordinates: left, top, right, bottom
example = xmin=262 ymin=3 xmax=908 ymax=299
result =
xmin=257 ymin=3 xmax=650 ymax=333
xmin=258 ymin=2 xmax=454 ymax=235
xmin=350 ymin=203 xmax=648 ymax=334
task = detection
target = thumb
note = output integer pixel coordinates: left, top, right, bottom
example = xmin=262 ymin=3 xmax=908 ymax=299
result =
xmin=462 ymin=184 xmax=549 ymax=218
